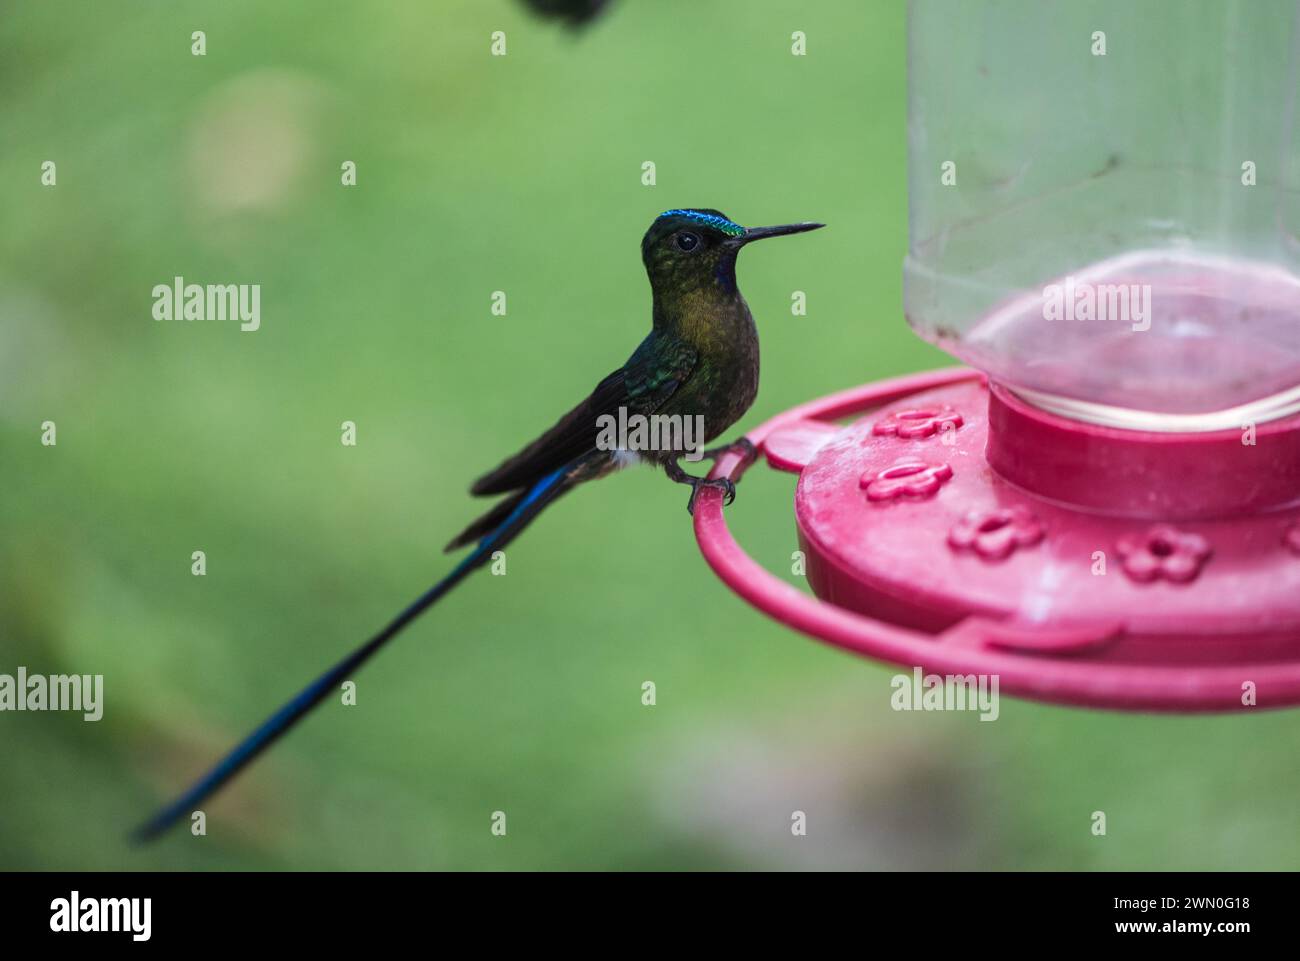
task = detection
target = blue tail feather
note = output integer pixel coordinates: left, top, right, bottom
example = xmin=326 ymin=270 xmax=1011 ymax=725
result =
xmin=132 ymin=468 xmax=569 ymax=842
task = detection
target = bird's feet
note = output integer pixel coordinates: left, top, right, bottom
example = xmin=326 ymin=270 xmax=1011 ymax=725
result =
xmin=685 ymin=476 xmax=735 ymax=516
xmin=665 ymin=458 xmax=738 ymax=515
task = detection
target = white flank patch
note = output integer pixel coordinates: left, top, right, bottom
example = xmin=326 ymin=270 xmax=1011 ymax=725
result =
xmin=611 ymin=450 xmax=642 ymax=469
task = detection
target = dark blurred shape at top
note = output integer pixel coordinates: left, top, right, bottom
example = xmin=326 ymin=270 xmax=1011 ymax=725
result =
xmin=521 ymin=0 xmax=612 ymax=27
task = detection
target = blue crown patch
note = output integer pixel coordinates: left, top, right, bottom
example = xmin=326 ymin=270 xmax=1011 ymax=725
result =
xmin=658 ymin=209 xmax=745 ymax=237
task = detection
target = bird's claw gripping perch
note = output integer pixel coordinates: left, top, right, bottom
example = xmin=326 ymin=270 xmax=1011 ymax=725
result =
xmin=686 ymin=476 xmax=735 ymax=515
xmin=677 ymin=437 xmax=757 ymax=514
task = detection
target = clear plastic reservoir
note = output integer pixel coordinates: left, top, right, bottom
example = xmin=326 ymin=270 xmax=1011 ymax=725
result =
xmin=906 ymin=0 xmax=1300 ymax=430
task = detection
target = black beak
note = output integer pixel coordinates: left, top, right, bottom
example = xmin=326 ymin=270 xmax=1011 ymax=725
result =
xmin=736 ymin=221 xmax=825 ymax=245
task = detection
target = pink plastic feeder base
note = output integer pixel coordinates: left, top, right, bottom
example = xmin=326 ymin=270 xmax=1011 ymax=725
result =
xmin=692 ymin=368 xmax=1300 ymax=712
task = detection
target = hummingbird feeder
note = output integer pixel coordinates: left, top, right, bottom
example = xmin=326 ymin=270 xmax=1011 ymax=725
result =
xmin=693 ymin=0 xmax=1300 ymax=711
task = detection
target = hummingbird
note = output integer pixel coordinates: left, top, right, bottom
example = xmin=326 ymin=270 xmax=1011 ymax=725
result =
xmin=133 ymin=208 xmax=823 ymax=841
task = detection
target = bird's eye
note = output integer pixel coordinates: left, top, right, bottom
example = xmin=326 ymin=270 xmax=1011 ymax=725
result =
xmin=674 ymin=231 xmax=701 ymax=252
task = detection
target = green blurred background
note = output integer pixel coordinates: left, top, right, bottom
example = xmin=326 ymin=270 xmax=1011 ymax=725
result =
xmin=2 ymin=0 xmax=1297 ymax=871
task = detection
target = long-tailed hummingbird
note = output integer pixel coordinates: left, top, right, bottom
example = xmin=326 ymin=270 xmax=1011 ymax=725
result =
xmin=134 ymin=208 xmax=823 ymax=840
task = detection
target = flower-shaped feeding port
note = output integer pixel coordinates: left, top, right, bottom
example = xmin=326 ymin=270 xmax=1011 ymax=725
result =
xmin=1116 ymin=525 xmax=1211 ymax=584
xmin=871 ymin=405 xmax=964 ymax=439
xmin=860 ymin=460 xmax=953 ymax=502
xmin=948 ymin=507 xmax=1044 ymax=561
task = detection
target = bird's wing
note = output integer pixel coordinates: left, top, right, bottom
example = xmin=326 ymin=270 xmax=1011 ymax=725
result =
xmin=470 ymin=333 xmax=697 ymax=496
